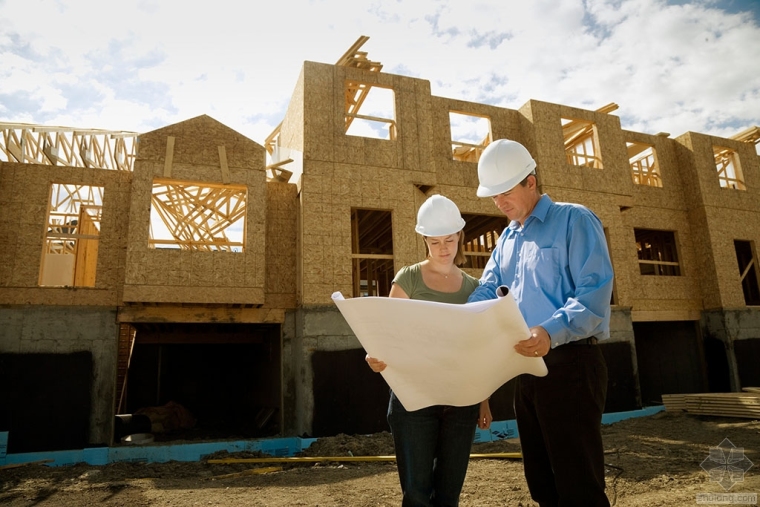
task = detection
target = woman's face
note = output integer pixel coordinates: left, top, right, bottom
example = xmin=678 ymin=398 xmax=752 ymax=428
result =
xmin=425 ymin=233 xmax=459 ymax=262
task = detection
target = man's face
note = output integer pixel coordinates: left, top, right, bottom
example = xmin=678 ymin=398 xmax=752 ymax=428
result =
xmin=491 ymin=176 xmax=539 ymax=225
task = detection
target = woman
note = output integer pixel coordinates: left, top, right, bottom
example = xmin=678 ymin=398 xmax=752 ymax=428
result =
xmin=366 ymin=194 xmax=493 ymax=507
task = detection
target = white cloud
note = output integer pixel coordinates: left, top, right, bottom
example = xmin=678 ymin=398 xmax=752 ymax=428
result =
xmin=0 ymin=0 xmax=758 ymax=155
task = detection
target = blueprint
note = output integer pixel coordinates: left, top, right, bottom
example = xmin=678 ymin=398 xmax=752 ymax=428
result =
xmin=331 ymin=290 xmax=548 ymax=411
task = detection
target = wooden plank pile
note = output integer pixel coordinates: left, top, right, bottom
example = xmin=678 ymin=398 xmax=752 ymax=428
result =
xmin=661 ymin=388 xmax=760 ymax=419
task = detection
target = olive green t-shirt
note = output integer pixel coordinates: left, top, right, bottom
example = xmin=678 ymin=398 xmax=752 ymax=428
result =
xmin=392 ymin=263 xmax=480 ymax=304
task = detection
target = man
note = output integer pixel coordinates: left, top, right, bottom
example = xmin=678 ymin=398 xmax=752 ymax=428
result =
xmin=468 ymin=139 xmax=614 ymax=507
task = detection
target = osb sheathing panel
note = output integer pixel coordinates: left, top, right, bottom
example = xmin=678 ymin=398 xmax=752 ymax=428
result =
xmin=520 ymin=100 xmax=634 ymax=199
xmin=265 ymin=181 xmax=298 ymax=308
xmin=676 ymin=132 xmax=760 ymax=213
xmin=430 ymin=96 xmax=522 ymax=188
xmin=301 ymin=62 xmax=433 ymax=173
xmin=623 ymin=130 xmax=688 ymax=211
xmin=123 ymin=116 xmax=267 ymax=304
xmin=674 ymin=132 xmax=760 ymax=309
xmin=136 ymin=115 xmax=262 ymax=169
xmin=278 ymin=66 xmax=306 ymax=153
xmin=701 ymin=206 xmax=760 ymax=309
xmin=0 ymin=162 xmax=130 ymax=305
xmin=300 ymin=161 xmax=421 ymax=305
xmin=620 ymin=204 xmax=702 ymax=311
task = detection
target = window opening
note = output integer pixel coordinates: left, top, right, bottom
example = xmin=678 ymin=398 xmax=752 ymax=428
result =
xmin=351 ymin=209 xmax=394 ymax=297
xmin=344 ymin=82 xmax=396 ymax=140
xmin=449 ymin=112 xmax=492 ymax=162
xmin=734 ymin=240 xmax=760 ymax=306
xmin=714 ymin=146 xmax=746 ymax=190
xmin=149 ymin=180 xmax=246 ymax=252
xmin=628 ymin=141 xmax=662 ymax=187
xmin=634 ymin=229 xmax=681 ymax=276
xmin=461 ymin=214 xmax=509 ymax=269
xmin=562 ymin=117 xmax=603 ymax=169
xmin=40 ymin=183 xmax=103 ymax=287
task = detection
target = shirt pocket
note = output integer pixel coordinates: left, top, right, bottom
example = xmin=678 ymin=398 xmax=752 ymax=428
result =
xmin=525 ymin=247 xmax=561 ymax=294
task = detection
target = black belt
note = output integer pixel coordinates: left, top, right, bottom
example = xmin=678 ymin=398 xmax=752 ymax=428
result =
xmin=567 ymin=337 xmax=598 ymax=345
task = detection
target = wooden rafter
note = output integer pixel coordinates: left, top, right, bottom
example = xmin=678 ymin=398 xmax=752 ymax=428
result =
xmin=0 ymin=122 xmax=137 ymax=170
xmin=338 ymin=36 xmax=390 ymax=135
xmin=627 ymin=142 xmax=662 ymax=187
xmin=150 ymin=180 xmax=247 ymax=251
xmin=561 ymin=104 xmax=617 ymax=169
xmin=335 ymin=35 xmax=383 ymax=72
xmin=713 ymin=146 xmax=746 ymax=190
xmin=562 ymin=103 xmax=618 ymax=145
xmin=730 ymin=126 xmax=760 ymax=146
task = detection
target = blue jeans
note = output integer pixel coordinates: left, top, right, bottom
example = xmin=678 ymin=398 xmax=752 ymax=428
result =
xmin=387 ymin=391 xmax=479 ymax=507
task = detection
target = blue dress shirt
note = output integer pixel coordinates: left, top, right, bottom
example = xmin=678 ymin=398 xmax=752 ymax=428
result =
xmin=467 ymin=194 xmax=614 ymax=348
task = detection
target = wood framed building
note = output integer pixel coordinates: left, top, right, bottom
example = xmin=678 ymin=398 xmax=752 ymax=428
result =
xmin=1 ymin=38 xmax=759 ymax=451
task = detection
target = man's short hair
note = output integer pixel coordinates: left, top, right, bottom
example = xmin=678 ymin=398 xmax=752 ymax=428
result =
xmin=518 ymin=171 xmax=537 ymax=187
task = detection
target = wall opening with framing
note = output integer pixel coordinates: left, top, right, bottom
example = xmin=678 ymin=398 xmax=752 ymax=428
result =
xmin=562 ymin=117 xmax=603 ymax=169
xmin=449 ymin=111 xmax=492 ymax=162
xmin=734 ymin=240 xmax=760 ymax=306
xmin=714 ymin=146 xmax=746 ymax=190
xmin=460 ymin=213 xmax=509 ymax=269
xmin=344 ymin=81 xmax=396 ymax=140
xmin=149 ymin=179 xmax=246 ymax=252
xmin=634 ymin=228 xmax=681 ymax=276
xmin=351 ymin=208 xmax=394 ymax=297
xmin=39 ymin=183 xmax=103 ymax=287
xmin=628 ymin=141 xmax=662 ymax=187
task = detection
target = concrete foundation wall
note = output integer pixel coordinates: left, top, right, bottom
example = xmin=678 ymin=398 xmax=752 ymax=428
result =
xmin=286 ymin=305 xmax=359 ymax=435
xmin=701 ymin=308 xmax=760 ymax=391
xmin=0 ymin=305 xmax=118 ymax=445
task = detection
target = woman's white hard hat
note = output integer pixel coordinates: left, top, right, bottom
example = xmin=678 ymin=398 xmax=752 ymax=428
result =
xmin=415 ymin=194 xmax=465 ymax=237
xmin=476 ymin=139 xmax=537 ymax=197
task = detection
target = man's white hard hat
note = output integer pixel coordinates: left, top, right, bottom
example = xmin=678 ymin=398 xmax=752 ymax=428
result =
xmin=415 ymin=194 xmax=466 ymax=237
xmin=476 ymin=139 xmax=537 ymax=197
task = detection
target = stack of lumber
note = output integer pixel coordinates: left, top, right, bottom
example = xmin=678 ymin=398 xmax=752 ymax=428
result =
xmin=661 ymin=394 xmax=688 ymax=412
xmin=661 ymin=389 xmax=760 ymax=419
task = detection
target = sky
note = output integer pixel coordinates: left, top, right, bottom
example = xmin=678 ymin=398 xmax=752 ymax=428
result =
xmin=2 ymin=0 xmax=759 ymax=156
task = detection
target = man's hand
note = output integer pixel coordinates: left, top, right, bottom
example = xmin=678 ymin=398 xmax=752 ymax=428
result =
xmin=365 ymin=354 xmax=387 ymax=373
xmin=514 ymin=326 xmax=551 ymax=358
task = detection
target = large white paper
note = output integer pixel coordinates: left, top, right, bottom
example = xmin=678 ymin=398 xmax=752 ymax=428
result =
xmin=331 ymin=290 xmax=548 ymax=411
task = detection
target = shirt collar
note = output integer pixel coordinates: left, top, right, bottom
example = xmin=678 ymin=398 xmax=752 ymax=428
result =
xmin=508 ymin=194 xmax=553 ymax=230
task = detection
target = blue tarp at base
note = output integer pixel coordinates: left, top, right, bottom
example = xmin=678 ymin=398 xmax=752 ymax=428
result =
xmin=473 ymin=405 xmax=665 ymax=444
xmin=0 ymin=406 xmax=665 ymax=468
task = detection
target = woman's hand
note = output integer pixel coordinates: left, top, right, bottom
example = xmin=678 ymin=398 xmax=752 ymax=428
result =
xmin=365 ymin=354 xmax=387 ymax=373
xmin=478 ymin=399 xmax=493 ymax=429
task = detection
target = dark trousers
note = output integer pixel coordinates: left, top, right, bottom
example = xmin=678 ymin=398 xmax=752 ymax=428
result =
xmin=515 ymin=343 xmax=610 ymax=507
xmin=387 ymin=392 xmax=479 ymax=507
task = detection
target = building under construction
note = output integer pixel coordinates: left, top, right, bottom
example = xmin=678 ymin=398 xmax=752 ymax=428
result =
xmin=1 ymin=37 xmax=759 ymax=453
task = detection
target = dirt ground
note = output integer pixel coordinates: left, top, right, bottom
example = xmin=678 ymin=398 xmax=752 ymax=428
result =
xmin=1 ymin=411 xmax=759 ymax=506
